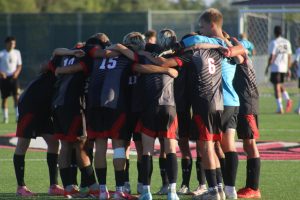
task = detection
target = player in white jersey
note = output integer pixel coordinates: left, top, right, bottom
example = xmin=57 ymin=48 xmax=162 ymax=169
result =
xmin=0 ymin=36 xmax=22 ymax=123
xmin=292 ymin=37 xmax=300 ymax=114
xmin=265 ymin=26 xmax=293 ymax=114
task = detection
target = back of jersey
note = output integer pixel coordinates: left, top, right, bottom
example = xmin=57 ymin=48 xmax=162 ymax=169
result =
xmin=268 ymin=36 xmax=292 ymax=73
xmin=88 ymin=55 xmax=134 ymax=111
xmin=187 ymin=49 xmax=223 ymax=112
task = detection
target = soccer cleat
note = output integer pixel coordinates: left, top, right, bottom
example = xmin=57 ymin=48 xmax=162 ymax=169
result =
xmin=113 ymin=191 xmax=130 ymax=200
xmin=167 ymin=188 xmax=180 ymax=200
xmin=177 ymin=185 xmax=191 ymax=195
xmin=16 ymin=186 xmax=35 ymax=197
xmin=124 ymin=182 xmax=131 ymax=194
xmin=155 ymin=185 xmax=168 ymax=195
xmin=48 ymin=184 xmax=64 ymax=196
xmin=276 ymin=107 xmax=284 ymax=114
xmin=218 ymin=188 xmax=226 ymax=200
xmin=237 ymin=187 xmax=261 ymax=199
xmin=192 ymin=189 xmax=220 ymax=200
xmin=139 ymin=190 xmax=153 ymax=200
xmin=137 ymin=183 xmax=143 ymax=194
xmin=99 ymin=188 xmax=110 ymax=200
xmin=224 ymin=186 xmax=237 ymax=199
xmin=286 ymin=99 xmax=293 ymax=113
xmin=64 ymin=185 xmax=80 ymax=198
xmin=192 ymin=185 xmax=207 ymax=196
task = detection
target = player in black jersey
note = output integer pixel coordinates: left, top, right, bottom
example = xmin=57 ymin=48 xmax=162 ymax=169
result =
xmin=231 ymin=39 xmax=261 ymax=199
xmin=13 ymin=56 xmax=64 ymax=197
xmin=55 ymin=32 xmax=178 ymax=200
xmin=52 ymin=38 xmax=105 ymax=198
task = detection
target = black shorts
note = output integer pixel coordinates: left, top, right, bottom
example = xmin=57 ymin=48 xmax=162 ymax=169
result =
xmin=221 ymin=106 xmax=239 ymax=132
xmin=191 ymin=111 xmax=222 ymax=141
xmin=0 ymin=76 xmax=20 ymax=99
xmin=128 ymin=112 xmax=142 ymax=142
xmin=298 ymin=78 xmax=300 ymax=88
xmin=53 ymin=106 xmax=84 ymax=142
xmin=236 ymin=114 xmax=259 ymax=139
xmin=16 ymin=112 xmax=53 ymax=139
xmin=135 ymin=106 xmax=178 ymax=139
xmin=270 ymin=72 xmax=286 ymax=84
xmin=87 ymin=107 xmax=130 ymax=141
xmin=177 ymin=111 xmax=192 ymax=139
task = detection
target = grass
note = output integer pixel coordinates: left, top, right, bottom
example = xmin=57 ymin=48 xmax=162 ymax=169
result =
xmin=0 ymin=85 xmax=299 ymax=199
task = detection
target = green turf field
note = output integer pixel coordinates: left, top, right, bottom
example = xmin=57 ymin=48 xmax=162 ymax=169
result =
xmin=0 ymin=86 xmax=300 ymax=199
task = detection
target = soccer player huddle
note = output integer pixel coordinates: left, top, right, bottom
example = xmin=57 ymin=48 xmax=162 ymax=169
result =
xmin=13 ymin=8 xmax=262 ymax=200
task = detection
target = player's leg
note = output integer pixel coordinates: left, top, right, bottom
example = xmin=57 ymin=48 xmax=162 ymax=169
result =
xmin=280 ymin=82 xmax=292 ymax=113
xmin=1 ymin=97 xmax=8 ymax=123
xmin=177 ymin=137 xmax=192 ymax=195
xmin=164 ymin=138 xmax=179 ymax=200
xmin=111 ymin=138 xmax=127 ymax=199
xmin=236 ymin=114 xmax=261 ymax=199
xmin=193 ymin=141 xmax=207 ymax=196
xmin=12 ymin=77 xmax=20 ymax=121
xmin=139 ymin=133 xmax=155 ymax=200
xmin=177 ymin=111 xmax=192 ymax=195
xmin=94 ymin=138 xmax=109 ymax=199
xmin=214 ymin=142 xmax=225 ymax=199
xmin=156 ymin=138 xmax=169 ymax=195
xmin=124 ymin=140 xmax=131 ymax=194
xmin=133 ymin=135 xmax=143 ymax=194
xmin=42 ymin=134 xmax=64 ymax=196
xmin=271 ymin=73 xmax=284 ymax=113
xmin=14 ymin=138 xmax=34 ymax=196
xmin=1 ymin=78 xmax=10 ymax=123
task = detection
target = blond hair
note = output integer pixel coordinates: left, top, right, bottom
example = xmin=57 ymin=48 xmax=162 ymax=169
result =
xmin=200 ymin=8 xmax=223 ymax=27
xmin=123 ymin=32 xmax=145 ymax=51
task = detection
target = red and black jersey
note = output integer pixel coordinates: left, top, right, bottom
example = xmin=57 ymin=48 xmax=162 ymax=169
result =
xmin=87 ymin=54 xmax=137 ymax=111
xmin=175 ymin=49 xmax=224 ymax=113
xmin=233 ymin=57 xmax=259 ymax=114
xmin=52 ymin=46 xmax=95 ymax=109
xmin=18 ymin=56 xmax=62 ymax=114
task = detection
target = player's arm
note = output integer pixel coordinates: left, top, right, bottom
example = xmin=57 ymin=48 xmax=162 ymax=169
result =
xmin=223 ymin=37 xmax=245 ymax=64
xmin=0 ymin=71 xmax=6 ymax=79
xmin=106 ymin=43 xmax=136 ymax=60
xmin=53 ymin=48 xmax=85 ymax=57
xmin=184 ymin=43 xmax=224 ymax=51
xmin=12 ymin=51 xmax=22 ymax=79
xmin=93 ymin=48 xmax=120 ymax=58
xmin=265 ymin=54 xmax=275 ymax=75
xmin=132 ymin=63 xmax=178 ymax=78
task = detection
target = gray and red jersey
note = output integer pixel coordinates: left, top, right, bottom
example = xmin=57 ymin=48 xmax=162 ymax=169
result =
xmin=52 ymin=46 xmax=96 ymax=109
xmin=233 ymin=57 xmax=259 ymax=115
xmin=87 ymin=54 xmax=138 ymax=111
xmin=174 ymin=49 xmax=224 ymax=113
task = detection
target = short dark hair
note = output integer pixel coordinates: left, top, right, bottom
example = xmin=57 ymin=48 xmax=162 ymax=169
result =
xmin=144 ymin=30 xmax=156 ymax=39
xmin=274 ymin=26 xmax=282 ymax=37
xmin=5 ymin=36 xmax=16 ymax=43
xmin=200 ymin=8 xmax=223 ymax=27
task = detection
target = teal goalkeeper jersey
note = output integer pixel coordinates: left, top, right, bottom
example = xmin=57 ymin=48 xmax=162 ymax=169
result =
xmin=182 ymin=35 xmax=240 ymax=107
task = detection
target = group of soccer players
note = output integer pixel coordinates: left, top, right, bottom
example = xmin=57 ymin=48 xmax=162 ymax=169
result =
xmin=13 ymin=8 xmax=262 ymax=200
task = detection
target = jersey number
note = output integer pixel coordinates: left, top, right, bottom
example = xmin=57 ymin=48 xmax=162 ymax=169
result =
xmin=208 ymin=58 xmax=216 ymax=74
xmin=99 ymin=58 xmax=117 ymax=69
xmin=63 ymin=58 xmax=75 ymax=66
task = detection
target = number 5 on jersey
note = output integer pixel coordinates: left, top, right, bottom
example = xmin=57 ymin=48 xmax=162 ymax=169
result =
xmin=99 ymin=58 xmax=117 ymax=69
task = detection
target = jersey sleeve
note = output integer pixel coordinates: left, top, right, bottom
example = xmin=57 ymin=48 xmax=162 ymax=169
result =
xmin=16 ymin=50 xmax=22 ymax=65
xmin=268 ymin=41 xmax=275 ymax=55
xmin=173 ymin=51 xmax=192 ymax=68
xmin=287 ymin=41 xmax=292 ymax=54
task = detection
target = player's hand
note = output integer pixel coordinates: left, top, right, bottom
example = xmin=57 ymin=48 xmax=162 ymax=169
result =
xmin=12 ymin=72 xmax=19 ymax=79
xmin=0 ymin=72 xmax=7 ymax=79
xmin=167 ymin=68 xmax=178 ymax=78
xmin=219 ymin=46 xmax=230 ymax=57
xmin=230 ymin=37 xmax=241 ymax=46
xmin=55 ymin=68 xmax=61 ymax=76
xmin=73 ymin=49 xmax=85 ymax=57
xmin=287 ymin=69 xmax=292 ymax=79
xmin=265 ymin=67 xmax=269 ymax=75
